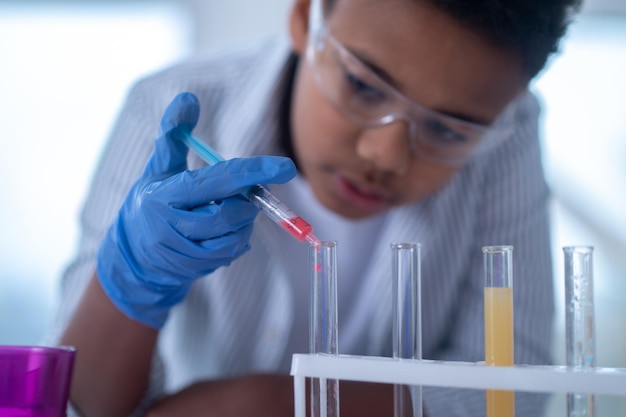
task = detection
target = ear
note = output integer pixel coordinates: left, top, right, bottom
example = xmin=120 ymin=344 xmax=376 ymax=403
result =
xmin=288 ymin=0 xmax=311 ymax=55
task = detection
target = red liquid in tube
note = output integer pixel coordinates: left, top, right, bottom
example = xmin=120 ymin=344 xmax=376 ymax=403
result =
xmin=279 ymin=216 xmax=314 ymax=242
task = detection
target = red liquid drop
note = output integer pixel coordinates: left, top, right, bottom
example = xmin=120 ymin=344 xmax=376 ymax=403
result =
xmin=279 ymin=216 xmax=313 ymax=242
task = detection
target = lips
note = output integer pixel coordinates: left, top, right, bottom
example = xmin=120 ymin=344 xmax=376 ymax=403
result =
xmin=333 ymin=175 xmax=390 ymax=213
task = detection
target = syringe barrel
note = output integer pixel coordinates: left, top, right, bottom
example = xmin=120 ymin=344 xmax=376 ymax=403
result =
xmin=248 ymin=185 xmax=313 ymax=242
xmin=177 ymin=131 xmax=315 ymax=242
xmin=247 ymin=185 xmax=294 ymax=223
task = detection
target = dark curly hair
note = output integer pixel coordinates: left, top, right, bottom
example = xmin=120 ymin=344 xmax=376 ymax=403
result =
xmin=324 ymin=0 xmax=582 ymax=79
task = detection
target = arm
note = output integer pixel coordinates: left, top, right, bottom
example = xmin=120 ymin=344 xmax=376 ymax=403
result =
xmin=54 ymin=93 xmax=297 ymax=417
xmin=60 ymin=274 xmax=158 ymax=417
xmin=146 ymin=375 xmax=395 ymax=417
xmin=47 ymin=85 xmax=166 ymax=417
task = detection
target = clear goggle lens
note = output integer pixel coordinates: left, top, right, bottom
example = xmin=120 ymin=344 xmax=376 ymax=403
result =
xmin=306 ymin=27 xmax=515 ymax=166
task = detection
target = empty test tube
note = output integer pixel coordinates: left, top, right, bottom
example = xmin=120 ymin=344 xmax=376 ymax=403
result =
xmin=391 ymin=243 xmax=422 ymax=417
xmin=483 ymin=245 xmax=515 ymax=417
xmin=564 ymin=246 xmax=596 ymax=417
xmin=309 ymin=240 xmax=339 ymax=417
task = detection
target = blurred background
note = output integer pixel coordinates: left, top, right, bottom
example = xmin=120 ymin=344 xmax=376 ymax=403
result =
xmin=0 ymin=0 xmax=624 ymax=415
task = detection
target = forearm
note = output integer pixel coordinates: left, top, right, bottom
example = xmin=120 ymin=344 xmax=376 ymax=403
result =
xmin=146 ymin=374 xmax=396 ymax=417
xmin=60 ymin=273 xmax=159 ymax=417
xmin=340 ymin=381 xmax=395 ymax=417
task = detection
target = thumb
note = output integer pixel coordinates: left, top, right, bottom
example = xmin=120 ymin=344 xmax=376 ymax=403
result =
xmin=144 ymin=92 xmax=200 ymax=178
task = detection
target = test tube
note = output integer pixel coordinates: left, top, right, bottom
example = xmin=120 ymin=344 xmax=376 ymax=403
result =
xmin=563 ymin=246 xmax=596 ymax=417
xmin=483 ymin=245 xmax=515 ymax=417
xmin=309 ymin=240 xmax=339 ymax=417
xmin=391 ymin=243 xmax=422 ymax=417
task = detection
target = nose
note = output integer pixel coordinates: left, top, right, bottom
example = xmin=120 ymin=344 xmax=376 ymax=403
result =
xmin=355 ymin=119 xmax=412 ymax=175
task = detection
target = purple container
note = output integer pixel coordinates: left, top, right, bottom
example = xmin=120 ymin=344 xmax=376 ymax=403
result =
xmin=0 ymin=345 xmax=75 ymax=417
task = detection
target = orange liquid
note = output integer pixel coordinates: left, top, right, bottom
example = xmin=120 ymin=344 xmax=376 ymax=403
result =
xmin=484 ymin=287 xmax=515 ymax=417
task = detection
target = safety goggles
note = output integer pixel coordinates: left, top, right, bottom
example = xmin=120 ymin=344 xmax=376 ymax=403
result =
xmin=305 ymin=3 xmax=515 ymax=166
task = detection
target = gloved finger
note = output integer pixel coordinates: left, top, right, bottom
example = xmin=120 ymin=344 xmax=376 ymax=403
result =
xmin=160 ymin=92 xmax=200 ymax=135
xmin=195 ymin=222 xmax=254 ymax=262
xmin=156 ymin=156 xmax=296 ymax=208
xmin=148 ymin=223 xmax=255 ymax=277
xmin=171 ymin=196 xmax=259 ymax=241
xmin=144 ymin=92 xmax=200 ymax=179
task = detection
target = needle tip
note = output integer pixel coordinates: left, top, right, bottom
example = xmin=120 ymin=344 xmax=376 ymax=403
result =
xmin=305 ymin=234 xmax=320 ymax=245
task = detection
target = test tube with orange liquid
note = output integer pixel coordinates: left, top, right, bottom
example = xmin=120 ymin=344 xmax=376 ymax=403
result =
xmin=483 ymin=245 xmax=515 ymax=417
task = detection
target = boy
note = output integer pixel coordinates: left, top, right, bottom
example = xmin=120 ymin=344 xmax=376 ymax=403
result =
xmin=54 ymin=0 xmax=581 ymax=416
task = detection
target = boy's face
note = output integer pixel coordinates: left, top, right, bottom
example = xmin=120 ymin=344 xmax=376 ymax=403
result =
xmin=288 ymin=0 xmax=526 ymax=219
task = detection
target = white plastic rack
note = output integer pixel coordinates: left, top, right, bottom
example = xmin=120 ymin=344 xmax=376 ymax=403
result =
xmin=290 ymin=353 xmax=626 ymax=417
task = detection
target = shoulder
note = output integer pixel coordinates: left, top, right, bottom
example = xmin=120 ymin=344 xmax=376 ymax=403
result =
xmin=511 ymin=89 xmax=541 ymax=126
xmin=131 ymin=36 xmax=290 ymax=102
xmin=471 ymin=89 xmax=543 ymax=168
xmin=113 ymin=35 xmax=292 ymax=134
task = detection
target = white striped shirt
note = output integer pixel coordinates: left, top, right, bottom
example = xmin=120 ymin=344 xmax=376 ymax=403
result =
xmin=50 ymin=35 xmax=554 ymax=417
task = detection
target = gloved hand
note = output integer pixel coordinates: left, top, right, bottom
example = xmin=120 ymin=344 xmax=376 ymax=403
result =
xmin=97 ymin=92 xmax=296 ymax=329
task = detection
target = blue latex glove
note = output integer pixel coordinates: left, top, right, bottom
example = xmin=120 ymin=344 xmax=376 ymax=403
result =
xmin=97 ymin=92 xmax=296 ymax=329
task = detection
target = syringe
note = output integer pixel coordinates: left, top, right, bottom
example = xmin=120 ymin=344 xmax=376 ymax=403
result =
xmin=175 ymin=130 xmax=319 ymax=244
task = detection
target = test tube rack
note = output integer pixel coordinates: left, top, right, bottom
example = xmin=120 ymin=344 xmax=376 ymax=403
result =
xmin=290 ymin=354 xmax=626 ymax=417
xmin=297 ymin=243 xmax=612 ymax=416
